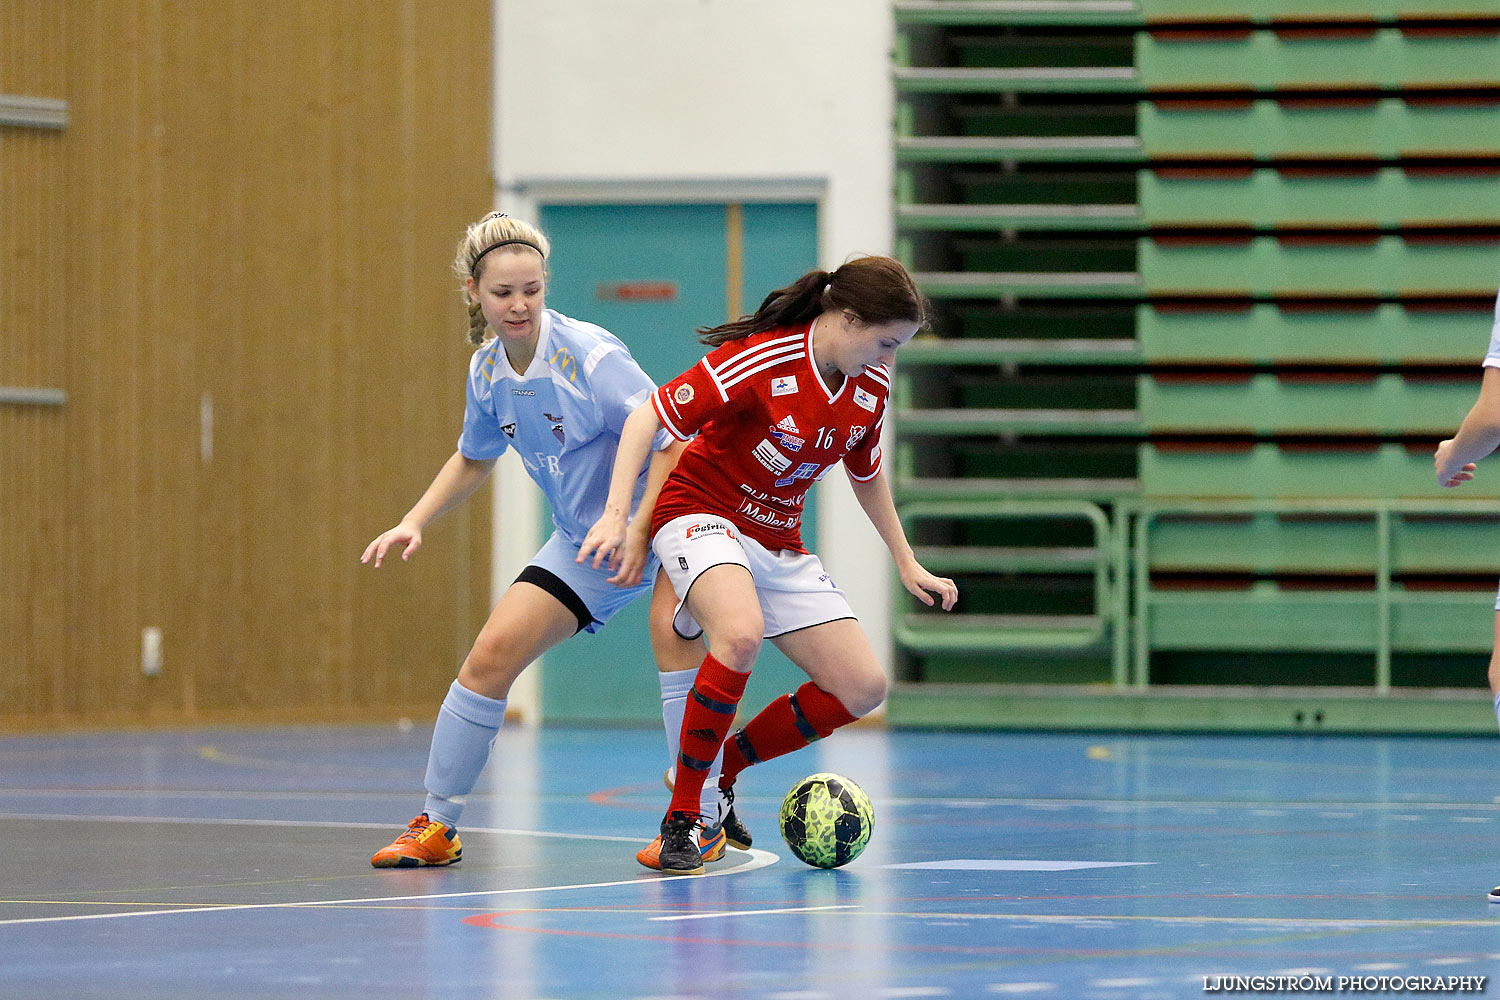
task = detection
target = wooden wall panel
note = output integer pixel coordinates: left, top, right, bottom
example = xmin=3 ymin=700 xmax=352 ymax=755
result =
xmin=1 ymin=0 xmax=493 ymax=728
xmin=1 ymin=2 xmax=69 ymax=720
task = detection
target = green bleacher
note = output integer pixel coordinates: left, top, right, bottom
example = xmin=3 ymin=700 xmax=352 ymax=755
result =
xmin=890 ymin=0 xmax=1500 ymax=733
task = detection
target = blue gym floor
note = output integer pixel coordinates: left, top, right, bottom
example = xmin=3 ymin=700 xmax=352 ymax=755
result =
xmin=2 ymin=724 xmax=1498 ymax=999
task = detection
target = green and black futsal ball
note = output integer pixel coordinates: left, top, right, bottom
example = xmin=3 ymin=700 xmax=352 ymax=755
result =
xmin=778 ymin=772 xmax=874 ymax=869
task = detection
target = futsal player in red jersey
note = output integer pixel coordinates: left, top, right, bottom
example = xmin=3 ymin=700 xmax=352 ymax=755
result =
xmin=580 ymin=255 xmax=959 ymax=873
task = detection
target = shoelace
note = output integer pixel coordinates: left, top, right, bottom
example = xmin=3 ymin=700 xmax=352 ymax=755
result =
xmin=664 ymin=810 xmax=703 ymax=835
xmin=396 ymin=815 xmax=436 ymax=843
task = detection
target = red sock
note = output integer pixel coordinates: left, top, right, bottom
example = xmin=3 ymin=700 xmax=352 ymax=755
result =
xmin=719 ymin=682 xmax=857 ymax=788
xmin=668 ymin=653 xmax=749 ymax=818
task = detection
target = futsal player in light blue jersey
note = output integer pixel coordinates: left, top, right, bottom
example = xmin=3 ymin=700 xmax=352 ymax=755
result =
xmin=361 ymin=212 xmax=712 ymax=867
xmin=1433 ymin=289 xmax=1500 ymax=901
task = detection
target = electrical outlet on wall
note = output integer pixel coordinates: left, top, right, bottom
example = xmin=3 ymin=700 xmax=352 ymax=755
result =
xmin=141 ymin=627 xmax=163 ymax=677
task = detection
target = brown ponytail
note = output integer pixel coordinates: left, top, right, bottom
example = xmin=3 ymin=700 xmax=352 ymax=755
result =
xmin=698 ymin=270 xmax=830 ymax=346
xmin=696 ymin=256 xmax=929 ymax=347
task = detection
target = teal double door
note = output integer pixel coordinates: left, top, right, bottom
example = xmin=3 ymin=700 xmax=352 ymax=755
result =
xmin=537 ymin=201 xmax=819 ymax=723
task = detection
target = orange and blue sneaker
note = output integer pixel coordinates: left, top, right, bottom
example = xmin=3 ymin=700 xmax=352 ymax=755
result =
xmin=370 ymin=813 xmax=462 ymax=868
xmin=636 ymin=815 xmax=726 ymax=872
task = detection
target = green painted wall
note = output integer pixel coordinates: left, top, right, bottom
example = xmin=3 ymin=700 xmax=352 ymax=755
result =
xmin=538 ymin=201 xmax=819 ymax=724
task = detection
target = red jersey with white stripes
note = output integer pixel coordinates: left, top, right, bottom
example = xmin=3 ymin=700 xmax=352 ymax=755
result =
xmin=650 ymin=320 xmax=889 ymax=553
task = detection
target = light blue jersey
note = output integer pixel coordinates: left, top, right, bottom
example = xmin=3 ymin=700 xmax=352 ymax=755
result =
xmin=458 ymin=308 xmax=671 ymax=545
xmin=1477 ymin=290 xmax=1500 ymax=613
xmin=1485 ymin=290 xmax=1500 ymax=368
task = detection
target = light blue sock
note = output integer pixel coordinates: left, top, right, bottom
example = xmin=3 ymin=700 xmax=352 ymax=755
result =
xmin=1493 ymin=691 xmax=1500 ymax=733
xmin=423 ymin=679 xmax=508 ymax=830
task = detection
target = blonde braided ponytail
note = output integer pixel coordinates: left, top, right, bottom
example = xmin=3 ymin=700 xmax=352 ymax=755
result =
xmin=453 ymin=211 xmax=551 ymax=347
xmin=466 ymin=299 xmax=491 ymax=347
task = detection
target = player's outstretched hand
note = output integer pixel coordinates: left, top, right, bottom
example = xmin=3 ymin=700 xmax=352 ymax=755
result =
xmin=577 ymin=508 xmax=627 ymax=572
xmin=608 ymin=527 xmax=651 ymax=588
xmin=899 ymin=558 xmax=959 ymax=611
xmin=1434 ymin=439 xmax=1477 ymax=488
xmin=362 ymin=522 xmax=422 ymax=568
xmin=1441 ymin=464 xmax=1477 ymax=487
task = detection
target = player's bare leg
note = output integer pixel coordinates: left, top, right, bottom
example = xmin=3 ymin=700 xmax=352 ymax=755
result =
xmin=770 ymin=618 xmax=888 ymax=719
xmin=1486 ymin=612 xmax=1500 ymax=902
xmin=651 ymin=564 xmax=761 ymax=874
xmin=712 ymin=619 xmax=887 ymax=796
xmin=639 ymin=569 xmax=734 ymax=867
xmin=372 ymin=583 xmax=578 ymax=868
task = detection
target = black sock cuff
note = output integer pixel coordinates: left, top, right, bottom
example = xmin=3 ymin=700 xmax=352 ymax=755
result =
xmin=788 ymin=693 xmax=820 ymax=742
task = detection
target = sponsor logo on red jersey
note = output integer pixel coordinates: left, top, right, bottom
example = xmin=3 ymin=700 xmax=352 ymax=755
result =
xmin=736 ymin=499 xmax=800 ymax=530
xmin=769 ymin=424 xmax=804 ymax=452
xmin=684 ymin=519 xmax=736 ymax=541
xmin=752 ymin=439 xmax=792 ymax=474
xmin=652 ymin=326 xmax=891 ymax=550
xmin=775 ymin=461 xmax=823 ymax=489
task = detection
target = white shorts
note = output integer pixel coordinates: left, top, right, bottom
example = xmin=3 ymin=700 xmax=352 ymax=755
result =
xmin=652 ymin=513 xmax=855 ymax=641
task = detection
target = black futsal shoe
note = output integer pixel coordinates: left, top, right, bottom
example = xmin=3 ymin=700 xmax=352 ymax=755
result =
xmin=655 ymin=811 xmax=705 ymax=875
xmin=718 ymin=785 xmax=753 ymax=851
xmin=664 ymin=767 xmax=754 ymax=852
xmin=1488 ymin=885 xmax=1500 ymax=903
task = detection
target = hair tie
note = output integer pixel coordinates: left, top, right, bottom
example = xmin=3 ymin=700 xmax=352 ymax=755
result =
xmin=471 ymin=238 xmax=545 ymax=276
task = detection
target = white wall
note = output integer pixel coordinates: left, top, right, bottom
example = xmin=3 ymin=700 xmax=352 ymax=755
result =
xmin=492 ymin=0 xmax=900 ymax=718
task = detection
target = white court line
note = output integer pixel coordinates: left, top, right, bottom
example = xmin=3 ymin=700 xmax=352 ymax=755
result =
xmin=986 ymin=984 xmax=1057 ymax=994
xmin=885 ymin=860 xmax=1151 ymax=871
xmin=0 ymin=814 xmax=781 ymax=927
xmin=0 ymin=812 xmax=643 ymax=843
xmin=0 ymin=788 xmax=585 ymax=803
xmin=851 ymin=912 xmax=1495 ymax=929
xmin=7 ymin=788 xmax=1500 ymax=812
xmin=650 ymin=904 xmax=855 ymax=922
